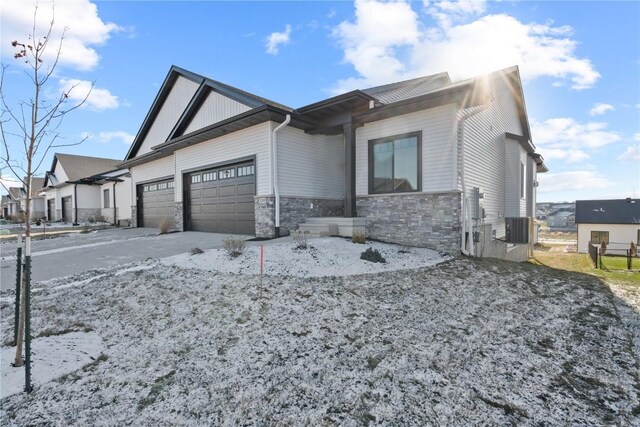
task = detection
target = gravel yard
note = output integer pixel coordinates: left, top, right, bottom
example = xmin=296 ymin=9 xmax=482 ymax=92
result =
xmin=1 ymin=239 xmax=639 ymax=425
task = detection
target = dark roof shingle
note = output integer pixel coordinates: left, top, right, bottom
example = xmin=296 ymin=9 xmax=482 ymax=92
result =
xmin=575 ymin=199 xmax=640 ymax=224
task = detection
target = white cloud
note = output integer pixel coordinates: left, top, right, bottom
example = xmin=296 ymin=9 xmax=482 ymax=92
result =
xmin=58 ymin=79 xmax=119 ymax=111
xmin=266 ymin=25 xmax=292 ymax=55
xmin=541 ymin=148 xmax=590 ymax=163
xmin=94 ymin=131 xmax=135 ymax=145
xmin=589 ymin=103 xmax=614 ymax=116
xmin=532 ymin=118 xmax=621 ymax=149
xmin=332 ymin=1 xmax=600 ymax=93
xmin=617 ymin=145 xmax=640 ymax=161
xmin=537 ymin=170 xmax=612 ymax=193
xmin=333 ymin=0 xmax=420 ymax=87
xmin=425 ymin=0 xmax=487 ymax=28
xmin=1 ymin=0 xmax=121 ymax=71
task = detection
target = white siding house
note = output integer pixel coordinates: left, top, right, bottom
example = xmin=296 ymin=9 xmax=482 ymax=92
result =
xmin=42 ymin=153 xmax=130 ymax=224
xmin=575 ymin=199 xmax=640 ymax=254
xmin=121 ymin=65 xmax=546 ymax=258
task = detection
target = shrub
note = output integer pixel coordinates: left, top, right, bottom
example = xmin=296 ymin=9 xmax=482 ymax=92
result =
xmin=81 ymin=222 xmax=91 ymax=234
xmin=292 ymin=229 xmax=310 ymax=249
xmin=95 ymin=215 xmax=106 ymax=223
xmin=88 ymin=216 xmax=96 ymax=224
xmin=352 ymin=231 xmax=366 ymax=244
xmin=360 ymin=247 xmax=386 ymax=263
xmin=158 ymin=218 xmax=172 ymax=235
xmin=600 ymin=240 xmax=607 ymax=256
xmin=223 ymin=235 xmax=246 ymax=258
xmin=191 ymin=247 xmax=204 ymax=255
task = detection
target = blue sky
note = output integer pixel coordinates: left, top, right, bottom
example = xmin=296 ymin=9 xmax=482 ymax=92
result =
xmin=1 ymin=0 xmax=638 ymax=202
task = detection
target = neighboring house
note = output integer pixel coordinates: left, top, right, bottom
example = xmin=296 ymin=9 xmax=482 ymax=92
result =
xmin=42 ymin=153 xmax=132 ymax=224
xmin=6 ymin=188 xmax=22 ymax=218
xmin=16 ymin=177 xmax=46 ymax=220
xmin=1 ymin=195 xmax=9 ymax=219
xmin=120 ymin=65 xmax=546 ymax=258
xmin=575 ymin=198 xmax=640 ymax=253
xmin=547 ymin=210 xmax=576 ymax=230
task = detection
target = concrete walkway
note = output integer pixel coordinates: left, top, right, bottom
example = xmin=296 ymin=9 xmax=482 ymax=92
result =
xmin=0 ymin=228 xmax=266 ymax=290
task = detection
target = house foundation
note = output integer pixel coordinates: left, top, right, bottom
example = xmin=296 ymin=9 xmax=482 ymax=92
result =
xmin=356 ymin=192 xmax=462 ymax=254
xmin=255 ymin=196 xmax=343 ymax=238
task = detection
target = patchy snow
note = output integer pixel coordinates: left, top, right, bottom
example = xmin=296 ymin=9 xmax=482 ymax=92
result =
xmin=164 ymin=238 xmax=449 ymax=277
xmin=1 ymin=235 xmax=153 ymax=261
xmin=1 ymin=332 xmax=103 ymax=399
xmin=1 ymin=254 xmax=638 ymax=425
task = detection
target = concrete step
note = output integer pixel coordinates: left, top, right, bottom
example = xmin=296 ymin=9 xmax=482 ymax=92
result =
xmin=297 ymin=223 xmax=338 ymax=237
xmin=298 ymin=217 xmax=365 ymax=238
xmin=304 ymin=217 xmax=366 ymax=226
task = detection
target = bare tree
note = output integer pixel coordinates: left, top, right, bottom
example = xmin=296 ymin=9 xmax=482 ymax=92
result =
xmin=0 ymin=4 xmax=91 ymax=367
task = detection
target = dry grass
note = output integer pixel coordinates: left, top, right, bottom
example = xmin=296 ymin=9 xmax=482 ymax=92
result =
xmin=530 ymin=250 xmax=639 ymax=288
xmin=158 ymin=218 xmax=172 ymax=235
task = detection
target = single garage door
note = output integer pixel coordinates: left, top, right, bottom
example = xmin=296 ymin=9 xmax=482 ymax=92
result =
xmin=138 ymin=179 xmax=174 ymax=228
xmin=47 ymin=199 xmax=55 ymax=221
xmin=187 ymin=161 xmax=255 ymax=234
xmin=61 ymin=196 xmax=72 ymax=222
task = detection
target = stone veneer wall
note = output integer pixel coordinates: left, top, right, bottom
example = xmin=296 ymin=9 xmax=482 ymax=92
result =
xmin=131 ymin=206 xmax=137 ymax=227
xmin=356 ymin=192 xmax=462 ymax=254
xmin=76 ymin=208 xmax=102 ymax=223
xmin=255 ymin=196 xmax=344 ymax=238
xmin=174 ymin=202 xmax=184 ymax=231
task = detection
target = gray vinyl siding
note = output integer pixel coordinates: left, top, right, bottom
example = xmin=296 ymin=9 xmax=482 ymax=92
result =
xmin=526 ymin=157 xmax=535 ymax=217
xmin=356 ymin=104 xmax=458 ymax=196
xmin=504 ymin=140 xmax=527 ymax=217
xmin=277 ymin=126 xmax=344 ymax=199
xmin=183 ymin=91 xmax=252 ymax=135
xmin=174 ymin=122 xmax=271 ymax=201
xmin=131 ymin=156 xmax=175 ymax=188
xmin=136 ymin=77 xmax=199 ymax=156
xmin=461 ymin=73 xmax=524 ymax=236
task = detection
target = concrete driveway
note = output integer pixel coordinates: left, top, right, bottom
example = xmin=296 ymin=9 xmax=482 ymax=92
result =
xmin=0 ymin=228 xmax=236 ymax=290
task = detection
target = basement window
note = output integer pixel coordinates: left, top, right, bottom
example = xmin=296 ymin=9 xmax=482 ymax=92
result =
xmin=369 ymin=132 xmax=421 ymax=194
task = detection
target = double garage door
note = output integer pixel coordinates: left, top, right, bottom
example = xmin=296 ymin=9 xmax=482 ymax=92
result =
xmin=186 ymin=161 xmax=255 ymax=235
xmin=138 ymin=160 xmax=255 ymax=235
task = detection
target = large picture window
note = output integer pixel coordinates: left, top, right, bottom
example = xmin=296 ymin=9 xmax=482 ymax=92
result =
xmin=369 ymin=132 xmax=421 ymax=194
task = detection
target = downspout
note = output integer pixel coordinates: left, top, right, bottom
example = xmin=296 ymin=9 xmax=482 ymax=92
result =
xmin=112 ymin=181 xmax=118 ymax=226
xmin=271 ymin=114 xmax=291 ymax=238
xmin=73 ymin=184 xmax=79 ymax=225
xmin=458 ymin=104 xmax=491 ymax=256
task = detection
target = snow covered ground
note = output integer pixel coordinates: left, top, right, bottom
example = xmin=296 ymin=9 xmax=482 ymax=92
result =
xmin=164 ymin=238 xmax=448 ymax=277
xmin=1 ymin=332 xmax=103 ymax=399
xmin=0 ymin=239 xmax=638 ymax=425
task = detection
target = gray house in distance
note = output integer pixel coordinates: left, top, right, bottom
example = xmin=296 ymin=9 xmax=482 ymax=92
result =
xmin=120 ymin=65 xmax=546 ymax=259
